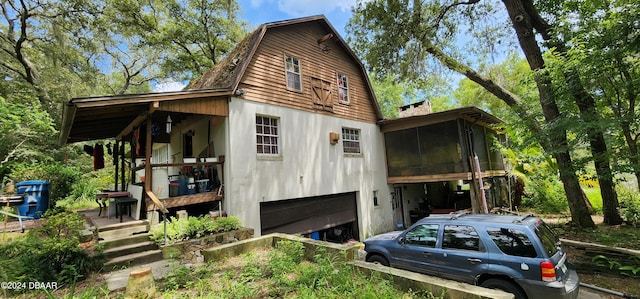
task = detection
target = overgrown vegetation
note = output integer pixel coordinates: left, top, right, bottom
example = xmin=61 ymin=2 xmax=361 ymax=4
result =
xmin=159 ymin=240 xmax=441 ymax=298
xmin=0 ymin=211 xmax=104 ymax=297
xmin=149 ymin=215 xmax=241 ymax=245
xmin=592 ymin=254 xmax=640 ymax=277
xmin=618 ymin=186 xmax=640 ymax=227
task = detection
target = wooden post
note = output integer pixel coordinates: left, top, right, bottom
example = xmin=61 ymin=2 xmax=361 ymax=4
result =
xmin=120 ymin=142 xmax=126 ymax=190
xmin=145 ymin=115 xmax=153 ymax=196
xmin=114 ymin=140 xmax=119 ymax=191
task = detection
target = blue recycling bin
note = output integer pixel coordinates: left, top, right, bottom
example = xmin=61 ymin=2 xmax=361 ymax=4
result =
xmin=16 ymin=180 xmax=50 ymax=219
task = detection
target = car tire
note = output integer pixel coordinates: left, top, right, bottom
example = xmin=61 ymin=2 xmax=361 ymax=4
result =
xmin=366 ymin=255 xmax=389 ymax=266
xmin=481 ymin=278 xmax=527 ymax=299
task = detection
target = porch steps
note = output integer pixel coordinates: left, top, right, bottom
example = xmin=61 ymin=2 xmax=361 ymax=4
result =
xmin=97 ymin=220 xmax=150 ymax=241
xmin=97 ymin=220 xmax=163 ymax=270
xmin=104 ymin=249 xmax=164 ymax=270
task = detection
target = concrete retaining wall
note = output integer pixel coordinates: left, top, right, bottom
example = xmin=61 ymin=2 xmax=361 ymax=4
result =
xmin=160 ymin=227 xmax=254 ymax=263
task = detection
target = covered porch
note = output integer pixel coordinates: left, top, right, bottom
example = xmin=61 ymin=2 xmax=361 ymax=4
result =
xmin=60 ymin=89 xmax=232 ymax=219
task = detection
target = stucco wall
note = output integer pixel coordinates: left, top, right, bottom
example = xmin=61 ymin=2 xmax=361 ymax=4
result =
xmin=225 ymin=97 xmax=393 ymax=239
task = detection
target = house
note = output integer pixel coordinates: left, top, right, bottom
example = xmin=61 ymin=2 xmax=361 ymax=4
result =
xmin=379 ymin=101 xmax=508 ymax=226
xmin=60 ymin=15 xmax=394 ymax=240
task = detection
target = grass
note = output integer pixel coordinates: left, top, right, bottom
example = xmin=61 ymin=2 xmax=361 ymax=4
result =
xmin=158 ymin=241 xmax=441 ymax=299
xmin=17 ymin=241 xmax=442 ymax=299
xmin=583 ymin=187 xmax=603 ymax=213
xmin=549 ymin=220 xmax=640 ymax=250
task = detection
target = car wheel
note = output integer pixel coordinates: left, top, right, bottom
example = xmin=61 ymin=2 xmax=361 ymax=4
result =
xmin=366 ymin=255 xmax=389 ymax=266
xmin=481 ymin=278 xmax=527 ymax=299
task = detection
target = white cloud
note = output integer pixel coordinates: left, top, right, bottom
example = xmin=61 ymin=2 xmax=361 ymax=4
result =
xmin=250 ymin=0 xmax=265 ymax=8
xmin=276 ymin=0 xmax=356 ymax=17
xmin=154 ymin=81 xmax=186 ymax=92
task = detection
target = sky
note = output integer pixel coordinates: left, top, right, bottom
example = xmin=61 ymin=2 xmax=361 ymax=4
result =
xmin=155 ymin=1 xmax=357 ymax=92
xmin=238 ymin=0 xmax=356 ymax=37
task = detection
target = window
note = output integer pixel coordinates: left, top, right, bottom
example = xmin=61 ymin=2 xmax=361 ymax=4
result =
xmin=404 ymin=224 xmax=439 ymax=247
xmin=443 ymin=225 xmax=482 ymax=251
xmin=285 ymin=55 xmax=301 ymax=90
xmin=535 ymin=222 xmax=561 ymax=257
xmin=256 ymin=115 xmax=279 ymax=155
xmin=373 ymin=190 xmax=378 ymax=206
xmin=487 ymin=228 xmax=537 ymax=258
xmin=337 ymin=73 xmax=349 ymax=104
xmin=152 ymin=145 xmax=169 ymax=163
xmin=342 ymin=127 xmax=360 ymax=154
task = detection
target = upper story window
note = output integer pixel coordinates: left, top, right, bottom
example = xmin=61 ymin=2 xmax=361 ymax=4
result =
xmin=337 ymin=73 xmax=349 ymax=104
xmin=285 ymin=55 xmax=302 ymax=91
xmin=256 ymin=115 xmax=280 ymax=155
xmin=342 ymin=127 xmax=361 ymax=154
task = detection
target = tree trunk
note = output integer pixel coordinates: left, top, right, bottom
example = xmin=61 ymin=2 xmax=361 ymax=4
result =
xmin=502 ymin=0 xmax=595 ymax=227
xmin=572 ymin=80 xmax=623 ymax=225
xmin=522 ymin=0 xmax=623 ymax=224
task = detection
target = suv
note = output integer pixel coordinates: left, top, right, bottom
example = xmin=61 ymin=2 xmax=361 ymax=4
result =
xmin=362 ymin=212 xmax=579 ymax=299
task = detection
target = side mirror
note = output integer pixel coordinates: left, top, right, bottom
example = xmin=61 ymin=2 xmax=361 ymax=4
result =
xmin=398 ymin=237 xmax=405 ymax=245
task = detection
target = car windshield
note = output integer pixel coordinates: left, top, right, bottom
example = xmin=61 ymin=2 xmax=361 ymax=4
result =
xmin=535 ymin=221 xmax=560 ymax=257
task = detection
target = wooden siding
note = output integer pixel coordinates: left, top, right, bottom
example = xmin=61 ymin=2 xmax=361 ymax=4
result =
xmin=158 ymin=96 xmax=228 ymax=116
xmin=238 ymin=22 xmax=378 ymax=123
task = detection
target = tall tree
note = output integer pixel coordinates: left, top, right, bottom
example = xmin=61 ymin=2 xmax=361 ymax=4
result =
xmin=512 ymin=0 xmax=622 ymax=225
xmin=106 ymin=0 xmax=249 ymax=81
xmin=348 ymin=0 xmax=596 ymax=227
xmin=545 ymin=0 xmax=640 ymax=194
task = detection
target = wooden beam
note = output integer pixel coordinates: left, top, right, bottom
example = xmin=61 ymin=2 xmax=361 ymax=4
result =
xmin=146 ymin=190 xmax=169 ymax=213
xmin=317 ymin=33 xmax=334 ymax=44
xmin=116 ymin=113 xmax=148 ymax=140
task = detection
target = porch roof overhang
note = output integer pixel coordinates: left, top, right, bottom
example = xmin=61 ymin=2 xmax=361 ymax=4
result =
xmin=60 ymin=88 xmax=232 ymax=144
xmin=378 ymin=106 xmax=502 ymax=133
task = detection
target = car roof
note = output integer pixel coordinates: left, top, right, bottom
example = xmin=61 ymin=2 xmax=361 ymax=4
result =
xmin=415 ymin=212 xmax=539 ymax=226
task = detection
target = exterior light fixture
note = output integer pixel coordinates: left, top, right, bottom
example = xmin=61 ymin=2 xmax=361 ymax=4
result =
xmin=166 ymin=115 xmax=172 ymax=133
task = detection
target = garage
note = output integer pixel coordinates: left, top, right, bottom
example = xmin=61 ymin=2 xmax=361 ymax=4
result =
xmin=260 ymin=192 xmax=359 ymax=241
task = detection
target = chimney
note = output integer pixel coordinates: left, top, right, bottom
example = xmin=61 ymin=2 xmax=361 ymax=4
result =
xmin=398 ymin=100 xmax=432 ymax=118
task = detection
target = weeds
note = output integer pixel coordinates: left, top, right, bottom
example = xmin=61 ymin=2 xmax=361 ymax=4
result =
xmin=157 ymin=240 xmax=441 ymax=298
xmin=148 ymin=215 xmax=241 ymax=245
xmin=592 ymin=255 xmax=640 ymax=277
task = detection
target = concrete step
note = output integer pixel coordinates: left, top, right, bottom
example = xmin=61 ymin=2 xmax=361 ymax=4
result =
xmin=98 ymin=223 xmax=149 ymax=241
xmin=98 ymin=220 xmax=149 ymax=232
xmin=100 ymin=233 xmax=152 ymax=250
xmin=104 ymin=249 xmax=163 ymax=270
xmin=103 ymin=241 xmax=159 ymax=259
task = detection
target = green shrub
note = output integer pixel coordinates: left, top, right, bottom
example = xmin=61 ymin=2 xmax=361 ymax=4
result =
xmin=8 ymin=162 xmax=83 ymax=211
xmin=522 ymin=178 xmax=568 ymax=213
xmin=618 ymin=186 xmax=640 ymax=227
xmin=149 ymin=215 xmax=242 ymax=245
xmin=0 ymin=211 xmax=104 ymax=296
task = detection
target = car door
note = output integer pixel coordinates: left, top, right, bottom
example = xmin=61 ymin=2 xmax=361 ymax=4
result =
xmin=391 ymin=224 xmax=441 ymax=276
xmin=435 ymin=224 xmax=489 ymax=284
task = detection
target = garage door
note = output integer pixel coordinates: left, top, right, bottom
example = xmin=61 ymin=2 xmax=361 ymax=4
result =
xmin=260 ymin=192 xmax=357 ymax=235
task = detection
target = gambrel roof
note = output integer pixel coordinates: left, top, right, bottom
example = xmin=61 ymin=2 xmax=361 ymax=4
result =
xmin=186 ymin=15 xmax=383 ymax=119
xmin=60 ymin=15 xmax=382 ymax=144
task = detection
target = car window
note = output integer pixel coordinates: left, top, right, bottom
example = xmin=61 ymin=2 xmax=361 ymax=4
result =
xmin=443 ymin=225 xmax=482 ymax=251
xmin=487 ymin=227 xmax=537 ymax=258
xmin=535 ymin=222 xmax=560 ymax=257
xmin=404 ymin=224 xmax=439 ymax=247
